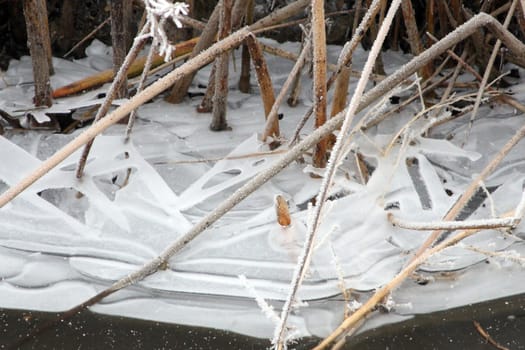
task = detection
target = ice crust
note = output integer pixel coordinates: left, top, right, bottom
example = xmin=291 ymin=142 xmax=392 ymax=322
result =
xmin=1 ymin=39 xmax=525 ymax=339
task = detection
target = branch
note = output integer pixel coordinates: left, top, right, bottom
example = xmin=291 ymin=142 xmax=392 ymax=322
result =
xmin=5 ymin=14 xmax=525 ymax=347
xmin=388 ymin=213 xmax=519 ymax=230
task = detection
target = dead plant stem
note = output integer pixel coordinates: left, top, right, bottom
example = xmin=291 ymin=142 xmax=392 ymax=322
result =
xmin=210 ymin=0 xmax=232 ymax=131
xmin=4 ymin=15 xmax=525 ymax=346
xmin=467 ymin=0 xmax=518 ymax=136
xmin=165 ymin=0 xmax=221 ymax=103
xmin=311 ymin=0 xmax=329 ymax=169
xmin=0 ymin=27 xmax=251 ymax=208
xmin=273 ymin=0 xmax=403 ymax=347
xmin=245 ymin=34 xmax=280 ymax=138
xmin=313 ymin=211 xmax=517 ymax=349
xmin=125 ymin=39 xmax=158 ymax=140
xmin=388 ymin=213 xmax=518 ymax=230
xmin=261 ymin=38 xmax=311 ymax=141
xmin=75 ymin=26 xmax=148 ymax=178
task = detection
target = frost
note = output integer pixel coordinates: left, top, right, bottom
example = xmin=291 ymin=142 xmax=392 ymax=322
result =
xmin=143 ymin=0 xmax=189 ymax=60
xmin=1 ymin=38 xmax=525 ymax=340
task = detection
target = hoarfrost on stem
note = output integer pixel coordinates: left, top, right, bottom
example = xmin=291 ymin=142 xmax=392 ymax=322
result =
xmin=143 ymin=0 xmax=189 ymax=60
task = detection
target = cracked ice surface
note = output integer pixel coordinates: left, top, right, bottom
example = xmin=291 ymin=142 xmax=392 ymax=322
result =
xmin=1 ymin=39 xmax=525 ymax=339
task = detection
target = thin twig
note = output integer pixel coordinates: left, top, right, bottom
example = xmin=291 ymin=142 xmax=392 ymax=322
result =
xmin=75 ymin=25 xmax=149 ymax=178
xmin=467 ymin=0 xmax=518 ymax=141
xmin=313 ymin=208 xmax=520 ymax=349
xmin=273 ymin=0 xmax=403 ymax=347
xmin=2 ymin=12 xmax=523 ymax=210
xmin=0 ymin=27 xmax=251 ymax=208
xmin=125 ymin=39 xmax=158 ymax=141
xmin=287 ymin=0 xmax=385 ymax=146
xmin=473 ymin=321 xmax=510 ymax=350
xmin=165 ymin=0 xmax=221 ymax=103
xmin=388 ymin=213 xmax=518 ymax=230
xmin=261 ymin=38 xmax=312 ymax=141
xmin=4 ymin=17 xmax=525 ymax=348
xmin=64 ymin=17 xmax=111 ymax=58
xmin=210 ymin=0 xmax=232 ymax=131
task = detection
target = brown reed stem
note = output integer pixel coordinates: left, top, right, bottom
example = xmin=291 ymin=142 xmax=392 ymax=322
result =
xmin=210 ymin=0 xmax=233 ymax=131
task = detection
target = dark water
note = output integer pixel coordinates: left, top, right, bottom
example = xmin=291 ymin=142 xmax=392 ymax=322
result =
xmin=348 ymin=293 xmax=525 ymax=349
xmin=1 ymin=293 xmax=524 ymax=349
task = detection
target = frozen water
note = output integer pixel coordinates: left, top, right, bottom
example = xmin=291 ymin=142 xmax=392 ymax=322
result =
xmin=1 ymin=39 xmax=525 ymax=339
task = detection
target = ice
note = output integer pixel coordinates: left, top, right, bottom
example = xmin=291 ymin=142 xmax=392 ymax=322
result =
xmin=177 ymin=134 xmax=281 ymax=210
xmin=1 ymin=38 xmax=525 ymax=340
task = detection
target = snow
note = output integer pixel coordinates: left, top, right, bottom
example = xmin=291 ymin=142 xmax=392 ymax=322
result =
xmin=1 ymin=38 xmax=525 ymax=339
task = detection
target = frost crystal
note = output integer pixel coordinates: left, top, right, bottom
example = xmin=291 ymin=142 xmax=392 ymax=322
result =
xmin=143 ymin=0 xmax=189 ymax=60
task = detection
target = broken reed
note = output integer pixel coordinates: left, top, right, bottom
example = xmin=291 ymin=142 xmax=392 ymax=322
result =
xmin=12 ymin=1 xmax=525 ymax=347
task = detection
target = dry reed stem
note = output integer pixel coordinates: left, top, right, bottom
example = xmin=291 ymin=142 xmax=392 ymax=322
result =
xmin=426 ymin=0 xmax=435 ymax=36
xmin=369 ymin=0 xmax=387 ymax=76
xmin=5 ymin=14 xmax=525 ymax=345
xmin=154 ymin=149 xmax=286 ymax=165
xmin=274 ymin=0 xmax=404 ymax=347
xmin=210 ymin=0 xmax=233 ymax=131
xmin=473 ymin=321 xmax=511 ymax=350
xmin=426 ymin=35 xmax=525 ymax=121
xmin=441 ymin=0 xmax=459 ymax=29
xmin=413 ymin=93 xmax=525 ymax=258
xmin=517 ymin=1 xmax=525 ymax=37
xmin=311 ymin=0 xmax=329 ymax=169
xmin=166 ymin=0 xmax=310 ymax=103
xmin=330 ymin=0 xmax=383 ymax=87
xmin=196 ymin=62 xmax=216 ymax=113
xmin=437 ymin=1 xmax=449 ymax=38
xmin=0 ymin=27 xmax=251 ymax=208
xmin=110 ymin=0 xmax=133 ymax=99
xmin=401 ymin=0 xmax=432 ymax=79
xmin=238 ymin=42 xmax=252 ymax=92
xmin=330 ymin=64 xmax=351 ymax=120
xmin=52 ymin=38 xmax=198 ymax=98
xmin=364 ymin=55 xmax=453 ymax=131
xmin=319 ymin=190 xmax=525 ymax=348
xmin=165 ymin=0 xmax=221 ymax=103
xmin=126 ymin=52 xmax=192 ymax=86
xmin=23 ymin=0 xmax=53 ymax=107
xmin=288 ymin=0 xmax=383 ymax=145
xmin=2 ymin=13 xmax=523 ymax=208
xmin=64 ymin=17 xmax=111 ymax=58
xmin=352 ymin=0 xmax=363 ymax=35
xmin=245 ymin=34 xmax=280 ymax=138
xmin=416 ymin=8 xmax=525 ymax=256
xmin=286 ymin=43 xmax=305 ymax=107
xmin=316 ymin=11 xmax=525 ymax=347
xmin=388 ymin=213 xmax=518 ymax=230
xmin=261 ymin=38 xmax=311 ymax=141
xmin=313 ymin=215 xmax=516 ymax=349
xmin=238 ymin=0 xmax=254 ymax=93
xmin=178 ymin=16 xmax=206 ymax=31
xmin=355 ymin=152 xmax=370 ymax=184
xmin=75 ymin=28 xmax=148 ymax=178
xmin=125 ymin=40 xmax=158 ymax=140
xmin=231 ymin=0 xmax=249 ymax=29
xmin=450 ymin=0 xmax=462 ymax=22
xmin=259 ymin=42 xmax=385 ymax=82
xmin=260 ymin=42 xmax=333 ymax=72
xmin=426 ymin=49 xmax=467 ymax=123
xmin=467 ymin=0 xmax=518 ymax=138
xmin=249 ymin=0 xmax=309 ymax=32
